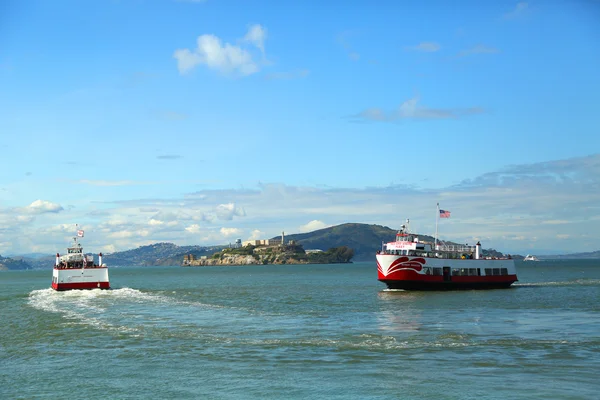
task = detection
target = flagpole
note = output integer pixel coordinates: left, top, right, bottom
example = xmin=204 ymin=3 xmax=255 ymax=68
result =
xmin=435 ymin=202 xmax=439 ymax=250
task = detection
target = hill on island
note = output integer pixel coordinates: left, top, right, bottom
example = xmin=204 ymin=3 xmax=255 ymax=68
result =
xmin=273 ymin=223 xmax=507 ymax=262
xmin=277 ymin=223 xmax=396 ymax=262
xmin=104 ymin=243 xmax=226 ymax=267
xmin=0 ymin=254 xmax=32 ymax=271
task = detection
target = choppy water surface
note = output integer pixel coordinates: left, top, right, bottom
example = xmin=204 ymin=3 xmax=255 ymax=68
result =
xmin=1 ymin=261 xmax=599 ymax=399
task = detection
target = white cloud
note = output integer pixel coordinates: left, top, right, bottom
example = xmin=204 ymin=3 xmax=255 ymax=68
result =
xmin=405 ymin=42 xmax=441 ymax=52
xmin=102 ymin=244 xmax=117 ymax=253
xmin=220 ymin=227 xmax=242 ymax=237
xmin=17 ymin=215 xmax=34 ymax=223
xmin=353 ymin=96 xmax=484 ymax=122
xmin=299 ymin=220 xmax=328 ymax=233
xmin=2 ymin=154 xmax=599 ymax=256
xmin=215 ymin=203 xmax=246 ymax=220
xmin=200 ymin=213 xmax=215 ymax=223
xmin=151 ymin=210 xmax=190 ymax=223
xmin=185 ymin=224 xmax=201 ymax=234
xmin=242 ymin=24 xmax=267 ymax=54
xmin=108 ymin=231 xmax=134 ymax=239
xmin=174 ymin=25 xmax=268 ymax=76
xmin=25 ymin=200 xmax=63 ymax=214
xmin=103 ymin=219 xmax=130 ymax=227
xmin=52 ymin=224 xmax=80 ymax=233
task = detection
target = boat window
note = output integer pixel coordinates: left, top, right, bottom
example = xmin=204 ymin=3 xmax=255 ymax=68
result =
xmin=501 ymin=268 xmax=508 ymax=275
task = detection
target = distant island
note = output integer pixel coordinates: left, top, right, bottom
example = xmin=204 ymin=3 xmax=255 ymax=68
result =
xmin=538 ymin=250 xmax=600 ymax=260
xmin=183 ymin=243 xmax=354 ymax=266
xmin=0 ymin=254 xmax=31 ymax=271
xmin=3 ymin=222 xmax=599 ymax=270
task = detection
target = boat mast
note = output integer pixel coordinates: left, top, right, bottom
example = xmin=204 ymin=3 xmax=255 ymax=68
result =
xmin=434 ymin=202 xmax=439 ymax=250
xmin=74 ymin=223 xmax=84 ymax=268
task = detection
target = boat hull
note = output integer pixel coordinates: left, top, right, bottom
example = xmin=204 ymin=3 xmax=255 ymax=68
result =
xmin=51 ymin=267 xmax=110 ymax=291
xmin=377 ymin=254 xmax=518 ymax=291
xmin=51 ymin=281 xmax=110 ymax=291
xmin=380 ymin=278 xmax=516 ymax=291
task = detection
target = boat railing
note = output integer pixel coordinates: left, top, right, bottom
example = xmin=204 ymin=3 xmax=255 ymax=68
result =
xmin=436 ymin=244 xmax=476 ymax=253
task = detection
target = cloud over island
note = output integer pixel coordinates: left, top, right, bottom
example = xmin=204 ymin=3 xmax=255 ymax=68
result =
xmin=1 ymin=154 xmax=598 ymax=256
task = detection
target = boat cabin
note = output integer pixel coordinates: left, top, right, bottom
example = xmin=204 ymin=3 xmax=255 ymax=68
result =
xmin=55 ymin=237 xmax=98 ymax=269
xmin=381 ymin=223 xmax=483 ymax=260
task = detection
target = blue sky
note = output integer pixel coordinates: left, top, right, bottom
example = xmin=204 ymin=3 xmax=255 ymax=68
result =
xmin=1 ymin=0 xmax=599 ymax=256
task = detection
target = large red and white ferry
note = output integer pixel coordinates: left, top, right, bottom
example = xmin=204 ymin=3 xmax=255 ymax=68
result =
xmin=377 ymin=209 xmax=517 ymax=290
xmin=51 ymin=230 xmax=109 ymax=291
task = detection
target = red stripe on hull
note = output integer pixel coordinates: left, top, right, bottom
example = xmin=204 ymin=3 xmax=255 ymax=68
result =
xmin=51 ymin=282 xmax=110 ymax=291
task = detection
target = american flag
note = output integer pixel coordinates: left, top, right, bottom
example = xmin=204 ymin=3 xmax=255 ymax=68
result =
xmin=77 ymin=229 xmax=84 ymax=237
xmin=439 ymin=209 xmax=451 ymax=218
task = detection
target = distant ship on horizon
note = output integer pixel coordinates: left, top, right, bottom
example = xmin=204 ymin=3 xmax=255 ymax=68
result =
xmin=523 ymin=254 xmax=540 ymax=262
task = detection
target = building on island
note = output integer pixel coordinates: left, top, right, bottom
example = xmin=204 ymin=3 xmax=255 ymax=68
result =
xmin=242 ymin=231 xmax=294 ymax=248
xmin=229 ymin=239 xmax=242 ymax=248
xmin=183 ymin=253 xmax=197 ymax=266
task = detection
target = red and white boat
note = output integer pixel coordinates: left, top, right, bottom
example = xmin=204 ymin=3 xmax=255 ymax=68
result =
xmin=51 ymin=230 xmax=109 ymax=291
xmin=377 ymin=210 xmax=517 ymax=290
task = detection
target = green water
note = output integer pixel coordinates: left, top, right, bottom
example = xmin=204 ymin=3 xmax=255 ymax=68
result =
xmin=1 ymin=261 xmax=599 ymax=399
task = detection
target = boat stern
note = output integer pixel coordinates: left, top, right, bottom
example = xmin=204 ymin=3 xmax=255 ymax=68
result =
xmin=51 ymin=267 xmax=110 ymax=291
